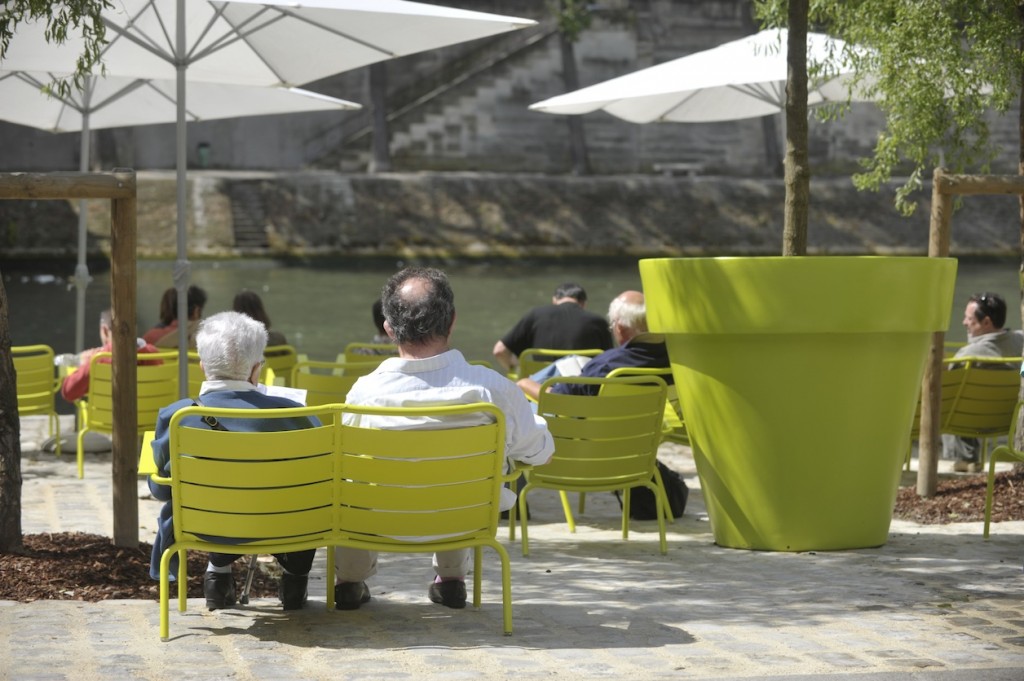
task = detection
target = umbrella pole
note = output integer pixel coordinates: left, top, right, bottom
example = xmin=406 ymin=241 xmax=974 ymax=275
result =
xmin=73 ymin=91 xmax=94 ymax=354
xmin=175 ymin=0 xmax=190 ymax=397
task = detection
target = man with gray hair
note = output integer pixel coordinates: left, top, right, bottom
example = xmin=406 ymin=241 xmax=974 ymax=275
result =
xmin=334 ymin=267 xmax=554 ymax=611
xmin=148 ymin=311 xmax=318 ymax=611
xmin=60 ymin=309 xmax=162 ymax=403
xmin=516 ymin=290 xmax=672 ymax=400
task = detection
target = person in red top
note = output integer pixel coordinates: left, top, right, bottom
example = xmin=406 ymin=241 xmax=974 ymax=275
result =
xmin=142 ymin=285 xmax=207 ymax=349
xmin=61 ymin=309 xmax=163 ymax=403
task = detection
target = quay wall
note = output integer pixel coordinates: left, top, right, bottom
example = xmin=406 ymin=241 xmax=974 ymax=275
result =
xmin=0 ymin=171 xmax=1019 ymax=261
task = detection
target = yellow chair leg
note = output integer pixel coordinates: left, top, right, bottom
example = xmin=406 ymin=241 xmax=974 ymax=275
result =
xmin=621 ymin=488 xmax=630 ymax=540
xmin=472 ymin=546 xmax=482 ymax=608
xmin=577 ymin=492 xmax=586 ymax=515
xmin=76 ymin=428 xmax=87 ymax=479
xmin=651 ymin=465 xmax=676 ymax=524
xmin=159 ymin=549 xmax=174 ymax=641
xmin=653 ymin=482 xmax=668 ymax=555
xmin=983 ymin=453 xmax=998 ymax=539
xmin=507 ymin=500 xmax=517 ymax=542
xmin=326 ymin=545 xmax=336 ymax=610
xmin=519 ymin=489 xmax=531 ymax=557
xmin=490 ymin=539 xmax=513 ymax=636
xmin=177 ymin=550 xmax=188 ymax=612
xmin=51 ymin=412 xmax=61 ymax=457
xmin=558 ymin=491 xmax=576 ymax=533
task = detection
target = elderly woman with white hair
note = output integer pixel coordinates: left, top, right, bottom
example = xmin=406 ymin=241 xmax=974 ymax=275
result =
xmin=147 ymin=311 xmax=317 ymax=611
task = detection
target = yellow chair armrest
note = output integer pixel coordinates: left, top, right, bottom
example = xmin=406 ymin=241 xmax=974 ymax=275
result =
xmin=505 ymin=462 xmax=533 ymax=482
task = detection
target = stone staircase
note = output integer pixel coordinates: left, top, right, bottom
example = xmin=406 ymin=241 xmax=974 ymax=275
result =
xmin=388 ymin=36 xmax=562 ymax=160
xmin=227 ymin=182 xmax=269 ymax=249
xmin=309 ymin=22 xmax=560 ymax=171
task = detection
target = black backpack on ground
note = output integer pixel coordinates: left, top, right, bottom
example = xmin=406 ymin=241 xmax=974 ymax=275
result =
xmin=615 ymin=460 xmax=689 ymax=520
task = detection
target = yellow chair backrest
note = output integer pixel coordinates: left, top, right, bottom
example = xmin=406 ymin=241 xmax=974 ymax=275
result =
xmin=534 ymin=375 xmax=667 ymax=487
xmin=12 ymin=344 xmax=60 ymax=413
xmin=337 ymin=402 xmax=506 ymax=544
xmin=290 ymin=359 xmax=378 ymax=406
xmin=343 ymin=341 xmax=398 ymax=364
xmin=77 ymin=350 xmax=179 ymax=478
xmin=517 ymin=347 xmax=605 ymax=379
xmin=263 ymin=345 xmax=299 ymax=386
xmin=157 ymin=404 xmax=337 ymax=640
xmin=943 ymin=356 xmax=1022 ymax=437
xmin=910 ymin=356 xmax=1022 ymax=441
xmin=12 ymin=345 xmax=63 ymax=452
xmin=606 ymin=366 xmax=687 ymax=446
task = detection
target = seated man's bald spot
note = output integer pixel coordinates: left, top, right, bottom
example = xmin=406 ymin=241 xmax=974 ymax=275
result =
xmin=618 ymin=290 xmax=644 ymax=306
xmin=398 ymin=277 xmax=432 ymax=303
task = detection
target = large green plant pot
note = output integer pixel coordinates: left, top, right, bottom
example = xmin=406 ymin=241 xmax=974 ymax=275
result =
xmin=640 ymin=256 xmax=957 ymax=551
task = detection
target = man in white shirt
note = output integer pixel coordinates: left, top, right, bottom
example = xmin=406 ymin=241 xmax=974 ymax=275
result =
xmin=335 ymin=267 xmax=554 ymax=611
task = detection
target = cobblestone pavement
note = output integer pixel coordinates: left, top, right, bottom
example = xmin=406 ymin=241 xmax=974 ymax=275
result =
xmin=2 ymin=416 xmax=1023 ymax=681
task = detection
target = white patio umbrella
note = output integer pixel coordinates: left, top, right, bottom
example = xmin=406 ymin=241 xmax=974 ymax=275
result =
xmin=0 ymin=69 xmax=359 ymax=354
xmin=1 ymin=0 xmax=537 ymax=394
xmin=529 ymin=29 xmax=871 ymax=123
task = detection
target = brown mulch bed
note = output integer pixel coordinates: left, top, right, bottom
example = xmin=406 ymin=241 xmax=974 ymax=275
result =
xmin=0 ymin=533 xmax=280 ymax=603
xmin=1 ymin=470 xmax=1021 ymax=603
xmin=892 ymin=468 xmax=1024 ymax=524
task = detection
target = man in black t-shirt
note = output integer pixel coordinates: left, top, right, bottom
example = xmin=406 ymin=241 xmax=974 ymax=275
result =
xmin=492 ymin=282 xmax=614 ymax=374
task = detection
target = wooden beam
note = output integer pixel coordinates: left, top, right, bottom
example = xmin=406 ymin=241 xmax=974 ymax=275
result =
xmin=934 ymin=173 xmax=1024 ymax=196
xmin=0 ymin=171 xmax=135 ymax=200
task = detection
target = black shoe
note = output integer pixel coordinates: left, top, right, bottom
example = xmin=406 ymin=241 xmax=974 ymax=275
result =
xmin=204 ymin=571 xmax=236 ymax=611
xmin=334 ymin=581 xmax=371 ymax=610
xmin=428 ymin=580 xmax=467 ymax=609
xmin=279 ymin=573 xmax=308 ymax=611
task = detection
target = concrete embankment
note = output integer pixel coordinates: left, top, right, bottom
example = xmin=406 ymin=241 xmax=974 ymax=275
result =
xmin=1 ymin=171 xmax=1020 ymax=259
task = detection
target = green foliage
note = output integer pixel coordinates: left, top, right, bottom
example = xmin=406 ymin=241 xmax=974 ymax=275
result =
xmin=551 ymin=0 xmax=592 ymax=43
xmin=0 ymin=0 xmax=112 ymax=98
xmin=756 ymin=0 xmax=1024 ymax=215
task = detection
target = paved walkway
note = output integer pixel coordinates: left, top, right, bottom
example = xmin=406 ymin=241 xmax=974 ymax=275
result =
xmin=3 ymin=416 xmax=1023 ymax=681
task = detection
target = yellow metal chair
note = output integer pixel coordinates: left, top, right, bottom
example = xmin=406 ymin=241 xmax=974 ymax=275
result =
xmin=13 ymin=344 xmax=63 ymax=455
xmin=516 ymin=347 xmax=604 ymax=380
xmin=574 ymin=366 xmax=683 ymax=525
xmin=153 ymin=405 xmax=336 ymax=641
xmin=516 ymin=375 xmax=669 ymax=556
xmin=76 ymin=350 xmax=179 ymax=479
xmin=343 ymin=341 xmax=398 ymax=363
xmin=336 ymin=402 xmax=512 ymax=635
xmin=263 ymin=344 xmax=299 ymax=386
xmin=290 ymin=359 xmax=377 ymax=405
xmin=983 ymin=400 xmax=1024 ymax=538
xmin=907 ymin=356 xmax=1021 ymax=469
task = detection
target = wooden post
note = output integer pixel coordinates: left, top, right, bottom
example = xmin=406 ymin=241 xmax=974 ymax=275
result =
xmin=920 ymin=168 xmax=953 ymax=497
xmin=110 ymin=169 xmax=139 ymax=547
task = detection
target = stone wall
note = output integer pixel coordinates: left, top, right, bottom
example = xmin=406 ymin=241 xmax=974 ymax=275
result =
xmin=1 ymin=171 xmax=1019 ymax=260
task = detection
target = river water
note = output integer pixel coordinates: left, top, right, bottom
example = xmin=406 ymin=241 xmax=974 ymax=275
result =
xmin=3 ymin=256 xmax=1020 ymax=365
